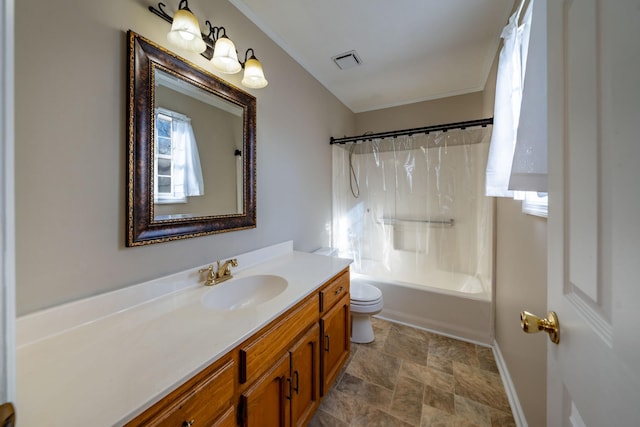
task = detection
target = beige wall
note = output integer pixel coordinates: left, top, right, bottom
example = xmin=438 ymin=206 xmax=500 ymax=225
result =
xmin=15 ymin=0 xmax=354 ymax=315
xmin=484 ymin=47 xmax=548 ymax=425
xmin=495 ymin=199 xmax=547 ymax=426
xmin=355 ymin=92 xmax=484 ymax=134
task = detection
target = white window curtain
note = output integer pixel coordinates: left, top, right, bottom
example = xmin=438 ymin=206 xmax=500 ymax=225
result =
xmin=156 ymin=107 xmax=204 ymax=198
xmin=509 ymin=0 xmax=547 ymax=192
xmin=485 ymin=0 xmax=533 ymax=197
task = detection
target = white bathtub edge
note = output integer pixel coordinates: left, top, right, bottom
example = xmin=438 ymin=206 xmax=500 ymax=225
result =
xmin=492 ymin=340 xmax=528 ymax=427
xmin=352 ymin=273 xmax=491 ymax=302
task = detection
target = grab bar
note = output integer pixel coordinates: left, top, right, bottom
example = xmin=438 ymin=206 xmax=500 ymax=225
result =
xmin=380 ymin=217 xmax=455 ymax=226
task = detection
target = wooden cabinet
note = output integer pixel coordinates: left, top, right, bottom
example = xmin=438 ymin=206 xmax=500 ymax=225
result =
xmin=320 ymin=294 xmax=350 ymax=396
xmin=239 ymin=296 xmax=318 ymax=386
xmin=290 ymin=323 xmax=320 ymax=427
xmin=240 ymin=351 xmax=291 ymax=427
xmin=211 ymin=406 xmax=237 ymax=427
xmin=128 ymin=268 xmax=349 ymax=427
xmin=240 ymin=323 xmax=319 ymax=427
xmin=126 ymin=356 xmax=236 ymax=427
xmin=319 ymin=269 xmax=349 ymax=313
xmin=319 ymin=270 xmax=351 ymax=396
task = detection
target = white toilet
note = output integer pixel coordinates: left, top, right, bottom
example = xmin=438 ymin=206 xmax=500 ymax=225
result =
xmin=350 ymin=280 xmax=384 ymax=344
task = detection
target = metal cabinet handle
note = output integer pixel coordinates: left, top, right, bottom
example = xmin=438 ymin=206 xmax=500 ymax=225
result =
xmin=183 ymin=420 xmax=195 ymax=427
xmin=334 ymin=286 xmax=344 ymax=296
xmin=293 ymin=370 xmax=300 ymax=394
xmin=324 ymin=334 xmax=330 ymax=352
xmin=286 ymin=377 xmax=293 ymax=400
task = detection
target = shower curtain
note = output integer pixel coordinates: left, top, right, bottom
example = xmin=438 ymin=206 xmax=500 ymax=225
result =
xmin=331 ymin=128 xmax=493 ymax=292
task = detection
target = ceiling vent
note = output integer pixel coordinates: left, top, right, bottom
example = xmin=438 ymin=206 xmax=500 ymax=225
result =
xmin=332 ymin=50 xmax=362 ymax=70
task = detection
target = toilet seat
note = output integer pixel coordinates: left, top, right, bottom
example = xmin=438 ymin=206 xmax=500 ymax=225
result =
xmin=351 ymin=298 xmax=382 ymax=307
xmin=350 ymin=299 xmax=384 ymax=314
xmin=350 ymin=282 xmax=382 ymax=302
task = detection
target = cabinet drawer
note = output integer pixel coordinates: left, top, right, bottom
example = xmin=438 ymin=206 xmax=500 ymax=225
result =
xmin=128 ymin=358 xmax=235 ymax=427
xmin=240 ymin=296 xmax=318 ymax=385
xmin=320 ymin=269 xmax=349 ymax=313
xmin=212 ymin=406 xmax=236 ymax=427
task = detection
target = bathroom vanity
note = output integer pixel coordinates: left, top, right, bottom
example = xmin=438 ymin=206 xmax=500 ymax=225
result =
xmin=128 ymin=268 xmax=350 ymax=426
xmin=15 ymin=242 xmax=351 ymax=426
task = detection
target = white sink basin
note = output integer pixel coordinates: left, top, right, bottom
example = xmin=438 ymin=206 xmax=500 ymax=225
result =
xmin=201 ymin=275 xmax=288 ymax=311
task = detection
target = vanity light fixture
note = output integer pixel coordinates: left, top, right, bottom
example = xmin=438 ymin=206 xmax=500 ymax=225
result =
xmin=241 ymin=49 xmax=268 ymax=89
xmin=166 ymin=0 xmax=206 ymax=53
xmin=149 ymin=2 xmax=268 ymax=89
xmin=207 ymin=24 xmax=242 ymax=74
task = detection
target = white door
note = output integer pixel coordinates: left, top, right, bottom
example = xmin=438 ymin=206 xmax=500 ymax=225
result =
xmin=0 ymin=0 xmax=16 ymax=420
xmin=546 ymin=0 xmax=640 ymax=425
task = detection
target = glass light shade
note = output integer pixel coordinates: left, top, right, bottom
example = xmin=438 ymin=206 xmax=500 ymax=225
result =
xmin=241 ymin=57 xmax=268 ymax=89
xmin=167 ymin=9 xmax=206 ymax=53
xmin=211 ymin=37 xmax=242 ymax=74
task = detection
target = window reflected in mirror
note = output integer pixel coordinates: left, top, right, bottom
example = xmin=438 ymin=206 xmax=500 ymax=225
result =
xmin=154 ymin=109 xmax=204 ymax=206
xmin=153 ymin=69 xmax=243 ymax=219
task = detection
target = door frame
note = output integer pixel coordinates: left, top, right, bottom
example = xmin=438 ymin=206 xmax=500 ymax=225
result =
xmin=0 ymin=0 xmax=16 ymax=404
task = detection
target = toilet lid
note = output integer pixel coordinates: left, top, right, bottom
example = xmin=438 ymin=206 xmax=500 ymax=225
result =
xmin=350 ymin=282 xmax=382 ymax=302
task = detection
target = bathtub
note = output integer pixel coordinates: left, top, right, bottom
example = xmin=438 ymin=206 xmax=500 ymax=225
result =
xmin=352 ymin=271 xmax=493 ymax=344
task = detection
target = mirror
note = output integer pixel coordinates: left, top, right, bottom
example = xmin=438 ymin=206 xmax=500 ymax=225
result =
xmin=127 ymin=31 xmax=256 ymax=246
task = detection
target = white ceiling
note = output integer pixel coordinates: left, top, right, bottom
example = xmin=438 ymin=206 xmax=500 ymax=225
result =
xmin=229 ymin=0 xmax=514 ymax=113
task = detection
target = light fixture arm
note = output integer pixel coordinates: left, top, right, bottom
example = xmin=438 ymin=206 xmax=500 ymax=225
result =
xmin=149 ymin=1 xmax=196 ymax=23
xmin=148 ymin=2 xmax=174 ymax=24
xmin=177 ymin=0 xmax=190 ymax=11
xmin=240 ymin=48 xmax=257 ymax=68
xmin=205 ymin=21 xmax=228 ymax=43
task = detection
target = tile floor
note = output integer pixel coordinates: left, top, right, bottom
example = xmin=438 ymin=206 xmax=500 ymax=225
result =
xmin=309 ymin=317 xmax=515 ymax=427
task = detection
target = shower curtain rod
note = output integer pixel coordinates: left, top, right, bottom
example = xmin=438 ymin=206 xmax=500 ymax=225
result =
xmin=329 ymin=117 xmax=493 ymax=145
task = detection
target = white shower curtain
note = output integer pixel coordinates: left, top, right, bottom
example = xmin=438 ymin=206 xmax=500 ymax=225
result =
xmin=332 ymin=128 xmax=493 ymax=287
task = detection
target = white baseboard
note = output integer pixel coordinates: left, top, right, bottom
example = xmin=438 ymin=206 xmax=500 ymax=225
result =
xmin=492 ymin=340 xmax=528 ymax=427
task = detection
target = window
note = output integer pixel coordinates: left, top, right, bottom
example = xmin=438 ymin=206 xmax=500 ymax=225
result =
xmin=485 ymin=0 xmax=532 ymax=198
xmin=485 ymin=0 xmax=548 ymax=219
xmin=155 ymin=113 xmax=184 ymax=203
xmin=154 ymin=108 xmax=204 ymax=204
xmin=522 ymin=191 xmax=548 ymax=218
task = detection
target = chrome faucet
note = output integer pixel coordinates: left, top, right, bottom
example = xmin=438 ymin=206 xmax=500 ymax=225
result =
xmin=198 ymin=258 xmax=238 ymax=286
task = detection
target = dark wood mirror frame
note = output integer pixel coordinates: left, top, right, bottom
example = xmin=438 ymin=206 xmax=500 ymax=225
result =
xmin=126 ymin=31 xmax=256 ymax=246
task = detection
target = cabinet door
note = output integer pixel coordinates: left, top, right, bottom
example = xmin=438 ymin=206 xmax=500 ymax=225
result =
xmin=240 ymin=351 xmax=291 ymax=427
xmin=290 ymin=323 xmax=319 ymax=427
xmin=320 ymin=295 xmax=350 ymax=396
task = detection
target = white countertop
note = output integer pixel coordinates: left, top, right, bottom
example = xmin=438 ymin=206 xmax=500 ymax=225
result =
xmin=16 ymin=242 xmax=351 ymax=426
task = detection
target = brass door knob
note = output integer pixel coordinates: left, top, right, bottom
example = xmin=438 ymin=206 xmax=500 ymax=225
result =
xmin=0 ymin=402 xmax=15 ymax=427
xmin=520 ymin=310 xmax=560 ymax=344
